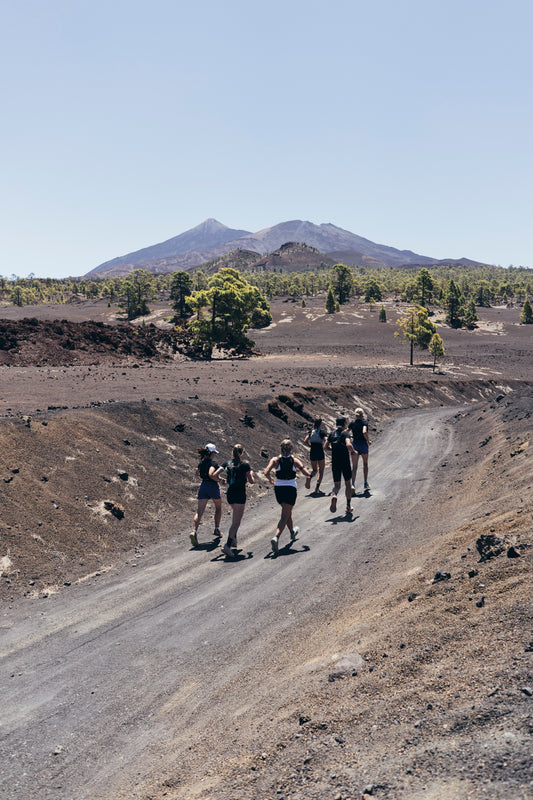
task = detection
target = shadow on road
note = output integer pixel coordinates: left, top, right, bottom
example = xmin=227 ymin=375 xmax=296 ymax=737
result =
xmin=213 ymin=549 xmax=254 ymax=562
xmin=265 ymin=543 xmax=311 ymax=560
xmin=327 ymin=512 xmax=360 ymax=525
xmin=190 ymin=539 xmax=222 ymax=553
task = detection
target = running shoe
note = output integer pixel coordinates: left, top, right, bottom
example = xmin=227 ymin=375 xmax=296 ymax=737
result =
xmin=271 ymin=536 xmax=279 ymax=554
xmin=315 ymin=483 xmax=321 ymax=494
xmin=305 ymin=476 xmax=311 ymax=490
xmin=190 ymin=531 xmax=198 ymax=547
xmin=222 ymin=543 xmax=235 ymax=558
xmin=364 ymin=481 xmax=370 ymax=490
xmin=330 ymin=496 xmax=337 ymax=513
xmin=345 ymin=506 xmax=352 ymax=515
xmin=213 ymin=528 xmax=222 ymax=538
xmin=290 ymin=526 xmax=299 ymax=542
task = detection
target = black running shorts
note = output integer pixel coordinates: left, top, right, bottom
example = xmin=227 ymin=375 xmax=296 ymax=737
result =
xmin=227 ymin=487 xmax=246 ymax=505
xmin=332 ymin=459 xmax=352 ymax=482
xmin=274 ymin=485 xmax=297 ymax=506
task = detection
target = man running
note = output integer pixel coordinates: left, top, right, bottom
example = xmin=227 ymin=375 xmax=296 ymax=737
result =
xmin=326 ymin=417 xmax=354 ymax=515
xmin=348 ymin=407 xmax=371 ymax=492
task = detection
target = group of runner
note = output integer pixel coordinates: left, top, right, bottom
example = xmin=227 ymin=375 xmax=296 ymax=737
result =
xmin=190 ymin=408 xmax=371 ymax=558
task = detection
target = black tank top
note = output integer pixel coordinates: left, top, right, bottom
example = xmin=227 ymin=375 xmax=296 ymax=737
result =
xmin=276 ymin=455 xmax=296 ymax=480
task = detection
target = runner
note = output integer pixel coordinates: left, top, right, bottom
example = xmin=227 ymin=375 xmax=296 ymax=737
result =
xmin=326 ymin=417 xmax=355 ymax=515
xmin=348 ymin=407 xmax=371 ymax=492
xmin=303 ymin=417 xmax=327 ymax=494
xmin=264 ymin=439 xmax=312 ymax=555
xmin=190 ymin=443 xmax=224 ymax=547
xmin=221 ymin=443 xmax=254 ymax=558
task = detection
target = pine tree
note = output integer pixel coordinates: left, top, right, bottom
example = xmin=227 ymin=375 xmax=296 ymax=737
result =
xmin=445 ymin=279 xmax=465 ymax=328
xmin=325 ymin=286 xmax=337 ymax=314
xmin=395 ymin=307 xmax=437 ymax=365
xmin=119 ymin=270 xmax=154 ymax=320
xmin=520 ymin=299 xmax=533 ymax=324
xmin=330 ymin=264 xmax=354 ymax=304
xmin=170 ymin=271 xmax=193 ymax=319
xmin=429 ymin=332 xmax=445 ymax=372
xmin=186 ymin=268 xmax=271 ymax=358
xmin=464 ymin=298 xmax=478 ymax=329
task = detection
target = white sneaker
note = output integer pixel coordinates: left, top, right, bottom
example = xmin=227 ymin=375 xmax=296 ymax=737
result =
xmin=222 ymin=543 xmax=235 ymax=558
xmin=271 ymin=536 xmax=279 ymax=554
xmin=290 ymin=526 xmax=299 ymax=542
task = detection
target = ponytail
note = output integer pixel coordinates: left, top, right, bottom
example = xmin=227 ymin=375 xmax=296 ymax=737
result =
xmin=232 ymin=443 xmax=244 ymax=462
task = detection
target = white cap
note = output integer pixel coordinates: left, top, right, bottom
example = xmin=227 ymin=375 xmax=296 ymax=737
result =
xmin=205 ymin=442 xmax=219 ymax=453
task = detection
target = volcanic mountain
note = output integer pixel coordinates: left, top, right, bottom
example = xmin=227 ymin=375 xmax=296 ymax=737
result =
xmin=85 ymin=218 xmax=439 ymax=278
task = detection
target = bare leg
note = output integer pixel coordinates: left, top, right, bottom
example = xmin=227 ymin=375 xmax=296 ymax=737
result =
xmin=227 ymin=503 xmax=245 ymax=546
xmin=345 ymin=480 xmax=352 ymax=509
xmin=193 ymin=498 xmax=209 ymax=532
xmin=317 ymin=459 xmax=325 ymax=488
xmin=330 ymin=480 xmax=341 ymax=512
xmin=213 ymin=497 xmax=222 ymax=535
xmin=273 ymin=502 xmax=293 ymax=541
xmin=361 ymin=453 xmax=369 ymax=483
xmin=351 ymin=452 xmax=360 ymax=486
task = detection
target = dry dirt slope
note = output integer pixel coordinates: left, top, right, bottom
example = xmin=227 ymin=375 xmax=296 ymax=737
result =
xmin=136 ymin=389 xmax=532 ymax=800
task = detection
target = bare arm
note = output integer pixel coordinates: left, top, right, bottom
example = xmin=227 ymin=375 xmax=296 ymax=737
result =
xmin=209 ymin=465 xmax=224 ymax=482
xmin=264 ymin=457 xmax=278 ymax=484
xmin=247 ymin=469 xmax=255 ymax=485
xmin=293 ymin=457 xmax=312 ymax=478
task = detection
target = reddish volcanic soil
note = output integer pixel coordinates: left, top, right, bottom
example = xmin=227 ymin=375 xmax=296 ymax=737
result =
xmin=0 ymin=294 xmax=531 ymax=800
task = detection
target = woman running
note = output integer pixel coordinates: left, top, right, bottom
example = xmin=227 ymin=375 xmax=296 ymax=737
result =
xmin=264 ymin=439 xmax=311 ymax=555
xmin=303 ymin=417 xmax=327 ymax=494
xmin=326 ymin=417 xmax=355 ymax=515
xmin=221 ymin=443 xmax=255 ymax=558
xmin=348 ymin=407 xmax=371 ymax=491
xmin=190 ymin=443 xmax=224 ymax=547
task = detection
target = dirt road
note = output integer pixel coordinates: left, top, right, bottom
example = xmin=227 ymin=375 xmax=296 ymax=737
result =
xmin=0 ymin=406 xmax=462 ymax=800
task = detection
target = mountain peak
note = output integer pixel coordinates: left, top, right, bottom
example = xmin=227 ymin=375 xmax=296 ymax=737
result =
xmin=86 ymin=218 xmax=439 ymax=278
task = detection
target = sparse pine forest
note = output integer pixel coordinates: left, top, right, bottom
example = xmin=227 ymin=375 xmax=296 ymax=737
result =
xmin=1 ymin=261 xmax=532 ymax=361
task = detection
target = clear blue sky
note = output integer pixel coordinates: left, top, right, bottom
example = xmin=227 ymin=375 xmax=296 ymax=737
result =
xmin=2 ymin=0 xmax=532 ymax=278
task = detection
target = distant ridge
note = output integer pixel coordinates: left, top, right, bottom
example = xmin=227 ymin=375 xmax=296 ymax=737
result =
xmin=85 ymin=218 xmax=481 ymax=278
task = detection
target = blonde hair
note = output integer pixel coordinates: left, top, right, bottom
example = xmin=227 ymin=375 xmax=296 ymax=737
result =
xmin=355 ymin=407 xmax=365 ymax=418
xmin=280 ymin=439 xmax=292 ymax=455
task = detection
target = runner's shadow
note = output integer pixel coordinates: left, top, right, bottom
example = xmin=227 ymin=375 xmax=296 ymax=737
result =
xmin=353 ymin=490 xmax=372 ymax=499
xmin=327 ymin=512 xmax=359 ymax=525
xmin=265 ymin=543 xmax=311 ymax=560
xmin=213 ymin=549 xmax=253 ymax=562
xmin=191 ymin=539 xmax=221 ymax=553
